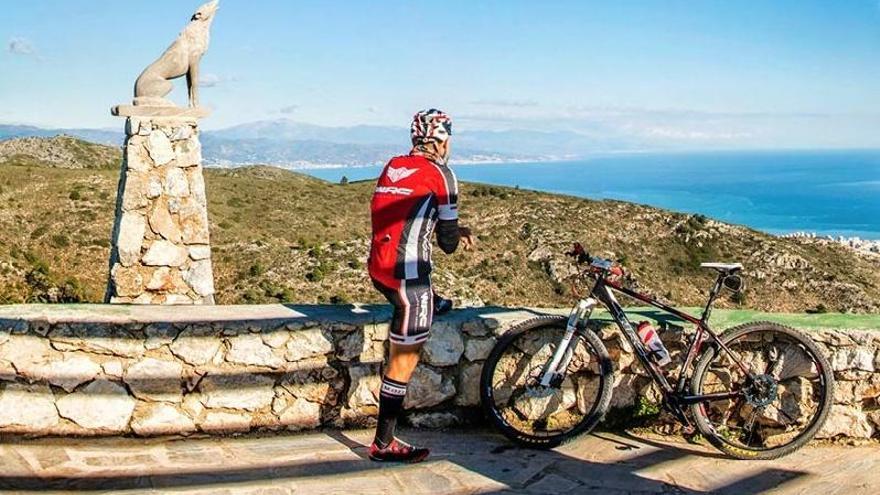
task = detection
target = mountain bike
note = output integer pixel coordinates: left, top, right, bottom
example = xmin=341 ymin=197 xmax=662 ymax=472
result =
xmin=480 ymin=243 xmax=834 ymax=460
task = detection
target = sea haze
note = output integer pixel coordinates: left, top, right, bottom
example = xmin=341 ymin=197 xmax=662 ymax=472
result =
xmin=302 ymin=150 xmax=880 ymax=240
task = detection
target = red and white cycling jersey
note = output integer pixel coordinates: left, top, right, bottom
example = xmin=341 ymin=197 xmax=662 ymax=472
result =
xmin=368 ymin=154 xmax=459 ymax=288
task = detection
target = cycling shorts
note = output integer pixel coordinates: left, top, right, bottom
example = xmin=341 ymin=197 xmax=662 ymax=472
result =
xmin=372 ymin=276 xmax=433 ymax=346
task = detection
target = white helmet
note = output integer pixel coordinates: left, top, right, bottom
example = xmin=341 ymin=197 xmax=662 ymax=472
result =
xmin=411 ymin=109 xmax=452 ymax=143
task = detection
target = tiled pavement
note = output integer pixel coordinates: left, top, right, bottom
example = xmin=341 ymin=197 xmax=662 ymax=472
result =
xmin=0 ymin=428 xmax=875 ymax=494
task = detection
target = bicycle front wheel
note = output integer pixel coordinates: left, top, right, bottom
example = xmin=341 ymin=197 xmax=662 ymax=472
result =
xmin=690 ymin=321 xmax=834 ymax=460
xmin=480 ymin=315 xmax=614 ymax=449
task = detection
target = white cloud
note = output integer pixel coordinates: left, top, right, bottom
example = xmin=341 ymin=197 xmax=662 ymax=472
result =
xmin=470 ymin=98 xmax=539 ymax=108
xmin=7 ymin=37 xmax=36 ymax=56
xmin=279 ymin=105 xmax=299 ymax=114
xmin=199 ymin=73 xmax=238 ymax=88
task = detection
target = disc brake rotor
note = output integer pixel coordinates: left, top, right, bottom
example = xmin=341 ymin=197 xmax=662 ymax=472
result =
xmin=743 ymin=373 xmax=778 ymax=408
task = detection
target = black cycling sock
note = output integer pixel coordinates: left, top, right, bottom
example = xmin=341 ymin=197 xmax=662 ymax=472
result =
xmin=374 ymin=375 xmax=408 ymax=447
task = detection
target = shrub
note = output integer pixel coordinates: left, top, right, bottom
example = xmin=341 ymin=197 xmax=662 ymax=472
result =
xmin=248 ymin=262 xmax=266 ymax=277
xmin=51 ymin=234 xmax=70 ymax=248
xmin=806 ymin=304 xmax=828 ymax=314
xmin=30 ymin=225 xmax=49 ymax=239
xmin=69 ymin=190 xmax=82 ymax=201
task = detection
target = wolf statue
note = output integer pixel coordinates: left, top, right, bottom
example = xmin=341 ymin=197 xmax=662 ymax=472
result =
xmin=133 ymin=0 xmax=219 ymax=108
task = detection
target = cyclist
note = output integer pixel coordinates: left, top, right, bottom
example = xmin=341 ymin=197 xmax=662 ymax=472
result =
xmin=367 ymin=109 xmax=474 ymax=462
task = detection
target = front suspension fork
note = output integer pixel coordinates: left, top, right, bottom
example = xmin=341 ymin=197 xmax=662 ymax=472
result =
xmin=539 ymin=298 xmax=597 ymax=387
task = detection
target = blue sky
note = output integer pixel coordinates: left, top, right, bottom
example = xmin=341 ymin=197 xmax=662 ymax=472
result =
xmin=1 ymin=0 xmax=879 ymax=149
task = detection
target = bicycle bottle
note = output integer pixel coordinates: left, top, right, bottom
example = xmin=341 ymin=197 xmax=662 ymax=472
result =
xmin=637 ymin=321 xmax=671 ymax=367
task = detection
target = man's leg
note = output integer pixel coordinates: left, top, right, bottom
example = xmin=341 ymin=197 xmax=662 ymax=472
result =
xmin=374 ymin=342 xmax=422 ymax=447
xmin=370 ymin=277 xmax=433 ymax=462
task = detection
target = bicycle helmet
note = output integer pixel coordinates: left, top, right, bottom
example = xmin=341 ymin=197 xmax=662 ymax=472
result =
xmin=411 ymin=109 xmax=452 ymax=143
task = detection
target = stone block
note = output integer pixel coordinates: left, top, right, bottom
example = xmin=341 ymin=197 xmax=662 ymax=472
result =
xmin=279 ymin=397 xmax=322 ymax=430
xmin=164 ymin=167 xmax=190 ymax=197
xmin=188 ymin=245 xmax=211 ymax=261
xmin=123 ymin=357 xmax=184 ymax=403
xmin=0 ymin=383 xmax=59 ymax=430
xmin=199 ymin=374 xmax=275 ymax=411
xmin=285 ymin=328 xmax=333 ymax=362
xmin=40 ymin=355 xmax=102 ymax=393
xmin=456 ymin=362 xmax=482 ymax=407
xmin=110 ymin=265 xmax=145 ymax=298
xmin=226 ymin=334 xmax=284 ymax=368
xmin=132 ymin=403 xmax=196 ymax=436
xmin=49 ymin=324 xmax=146 ymax=358
xmin=170 ymin=326 xmax=223 ymax=365
xmin=146 ymin=129 xmax=174 ymax=166
xmin=422 ymin=324 xmax=464 ymax=367
xmin=56 ymin=379 xmax=135 ymax=432
xmin=175 ymin=137 xmax=201 ymax=167
xmin=817 ymin=405 xmax=875 ymax=439
xmin=346 ymin=364 xmax=381 ymax=415
xmin=179 ymin=198 xmax=210 ymax=244
xmin=832 ymin=347 xmax=875 ymax=372
xmin=184 ymin=259 xmax=215 ymax=297
xmin=148 ymin=199 xmax=182 ymax=243
xmin=116 ymin=211 xmax=146 ymax=267
xmin=143 ymin=240 xmax=188 ymax=267
xmin=404 ymin=365 xmax=455 ymax=409
xmin=121 ymin=171 xmax=150 ymax=211
xmin=464 ymin=337 xmax=496 ymax=361
xmin=200 ymin=411 xmax=252 ymax=433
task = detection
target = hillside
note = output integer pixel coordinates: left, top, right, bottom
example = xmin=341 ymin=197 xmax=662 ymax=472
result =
xmin=0 ymin=136 xmax=120 ymax=170
xmin=0 ymin=138 xmax=878 ymax=313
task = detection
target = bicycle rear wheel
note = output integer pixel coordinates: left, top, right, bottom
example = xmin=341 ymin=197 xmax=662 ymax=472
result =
xmin=480 ymin=315 xmax=614 ymax=449
xmin=690 ymin=321 xmax=834 ymax=460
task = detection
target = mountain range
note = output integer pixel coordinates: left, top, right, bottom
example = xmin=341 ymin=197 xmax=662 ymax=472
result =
xmin=0 ymin=120 xmax=635 ymax=168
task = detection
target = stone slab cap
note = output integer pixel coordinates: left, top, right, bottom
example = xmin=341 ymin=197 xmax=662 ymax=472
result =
xmin=111 ymin=105 xmax=211 ymax=119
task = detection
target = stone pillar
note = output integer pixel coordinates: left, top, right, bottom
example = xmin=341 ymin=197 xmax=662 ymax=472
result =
xmin=105 ymin=107 xmax=215 ymax=305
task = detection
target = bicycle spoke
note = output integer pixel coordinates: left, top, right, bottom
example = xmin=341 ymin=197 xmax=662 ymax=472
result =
xmin=743 ymin=408 xmax=760 ymax=446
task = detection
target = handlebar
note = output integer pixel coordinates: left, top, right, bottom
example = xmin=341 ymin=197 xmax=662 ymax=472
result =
xmin=566 ymin=242 xmax=624 ymax=277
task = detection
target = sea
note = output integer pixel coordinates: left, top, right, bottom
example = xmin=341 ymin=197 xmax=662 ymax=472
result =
xmin=300 ymin=150 xmax=880 ymax=240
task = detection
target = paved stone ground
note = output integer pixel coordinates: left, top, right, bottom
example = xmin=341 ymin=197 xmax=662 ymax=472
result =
xmin=0 ymin=428 xmax=875 ymax=494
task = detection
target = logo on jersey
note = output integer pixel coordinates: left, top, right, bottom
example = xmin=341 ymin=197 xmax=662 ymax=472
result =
xmin=386 ymin=166 xmax=418 ymax=183
xmin=375 ymin=186 xmax=413 ymax=196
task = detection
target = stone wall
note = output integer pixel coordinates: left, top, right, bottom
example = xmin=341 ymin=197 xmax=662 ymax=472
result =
xmin=0 ymin=305 xmax=876 ymax=440
xmin=105 ymin=116 xmax=214 ymax=305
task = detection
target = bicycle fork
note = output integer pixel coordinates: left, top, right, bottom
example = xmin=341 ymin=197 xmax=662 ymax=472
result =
xmin=539 ymin=298 xmax=597 ymax=387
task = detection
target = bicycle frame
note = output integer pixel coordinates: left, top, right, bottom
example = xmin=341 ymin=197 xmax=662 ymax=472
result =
xmin=541 ymin=269 xmax=752 ymax=426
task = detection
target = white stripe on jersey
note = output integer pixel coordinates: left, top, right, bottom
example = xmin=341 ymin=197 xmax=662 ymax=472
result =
xmin=431 ymin=163 xmax=459 ymax=221
xmin=403 ymin=198 xmax=431 ymax=279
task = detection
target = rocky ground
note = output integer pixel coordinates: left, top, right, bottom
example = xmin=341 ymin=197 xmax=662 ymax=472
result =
xmin=1 ymin=136 xmax=879 ymax=313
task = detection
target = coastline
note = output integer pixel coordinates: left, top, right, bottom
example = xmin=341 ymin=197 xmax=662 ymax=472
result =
xmin=782 ymin=232 xmax=880 ymax=257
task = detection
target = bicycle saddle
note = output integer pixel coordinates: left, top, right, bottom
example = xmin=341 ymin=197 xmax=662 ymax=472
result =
xmin=700 ymin=262 xmax=743 ymax=273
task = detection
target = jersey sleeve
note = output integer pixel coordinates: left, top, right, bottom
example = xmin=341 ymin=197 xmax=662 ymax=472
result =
xmin=433 ymin=165 xmax=459 ymax=221
xmin=430 ymin=164 xmax=461 ymax=254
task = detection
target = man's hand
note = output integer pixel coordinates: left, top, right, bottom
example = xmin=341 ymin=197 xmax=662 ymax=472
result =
xmin=459 ymin=226 xmax=475 ymax=251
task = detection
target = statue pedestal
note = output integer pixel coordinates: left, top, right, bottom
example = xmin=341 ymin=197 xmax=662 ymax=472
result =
xmin=105 ymin=106 xmax=215 ymax=305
